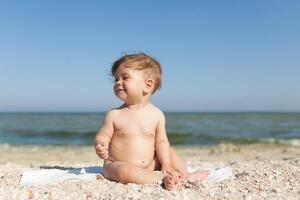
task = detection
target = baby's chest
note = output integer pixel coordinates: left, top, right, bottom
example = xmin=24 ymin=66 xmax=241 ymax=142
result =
xmin=113 ymin=118 xmax=157 ymax=135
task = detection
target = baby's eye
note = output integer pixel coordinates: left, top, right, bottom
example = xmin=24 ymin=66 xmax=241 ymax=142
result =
xmin=123 ymin=76 xmax=129 ymax=80
xmin=114 ymin=78 xmax=119 ymax=82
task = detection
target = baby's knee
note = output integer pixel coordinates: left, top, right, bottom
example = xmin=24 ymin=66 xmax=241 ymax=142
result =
xmin=115 ymin=165 xmax=134 ymax=183
xmin=103 ymin=164 xmax=131 ymax=183
xmin=103 ymin=163 xmax=142 ymax=183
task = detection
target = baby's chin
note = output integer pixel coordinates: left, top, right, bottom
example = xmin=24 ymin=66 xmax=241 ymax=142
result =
xmin=115 ymin=91 xmax=127 ymax=101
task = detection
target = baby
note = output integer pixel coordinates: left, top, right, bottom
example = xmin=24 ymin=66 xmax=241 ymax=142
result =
xmin=94 ymin=53 xmax=208 ymax=190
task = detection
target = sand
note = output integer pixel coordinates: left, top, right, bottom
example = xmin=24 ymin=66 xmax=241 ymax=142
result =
xmin=0 ymin=143 xmax=299 ymax=200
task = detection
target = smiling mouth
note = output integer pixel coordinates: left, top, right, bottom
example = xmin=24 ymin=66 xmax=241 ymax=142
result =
xmin=116 ymin=89 xmax=125 ymax=93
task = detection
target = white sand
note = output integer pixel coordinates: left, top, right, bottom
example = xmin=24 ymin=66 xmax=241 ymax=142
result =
xmin=0 ymin=144 xmax=299 ymax=199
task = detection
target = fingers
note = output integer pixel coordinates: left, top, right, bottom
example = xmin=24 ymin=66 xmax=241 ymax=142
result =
xmin=98 ymin=151 xmax=109 ymax=159
xmin=167 ymin=169 xmax=178 ymax=176
xmin=97 ymin=149 xmax=108 ymax=158
xmin=162 ymin=168 xmax=180 ymax=179
xmin=96 ymin=143 xmax=108 ymax=151
xmin=95 ymin=143 xmax=109 ymax=159
xmin=96 ymin=144 xmax=108 ymax=153
xmin=96 ymin=146 xmax=107 ymax=153
xmin=168 ymin=169 xmax=186 ymax=180
xmin=97 ymin=152 xmax=109 ymax=160
xmin=172 ymin=172 xmax=180 ymax=180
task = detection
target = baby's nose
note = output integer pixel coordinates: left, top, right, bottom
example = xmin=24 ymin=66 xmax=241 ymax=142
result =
xmin=115 ymin=80 xmax=122 ymax=86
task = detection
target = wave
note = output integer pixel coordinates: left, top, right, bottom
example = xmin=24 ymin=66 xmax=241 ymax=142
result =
xmin=1 ymin=130 xmax=300 ymax=146
xmin=4 ymin=129 xmax=96 ymax=138
xmin=166 ymin=132 xmax=300 ymax=147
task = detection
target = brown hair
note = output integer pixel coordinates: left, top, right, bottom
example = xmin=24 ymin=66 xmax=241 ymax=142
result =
xmin=111 ymin=53 xmax=162 ymax=93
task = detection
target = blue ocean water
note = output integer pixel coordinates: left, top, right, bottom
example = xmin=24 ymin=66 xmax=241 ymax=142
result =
xmin=0 ymin=112 xmax=299 ymax=146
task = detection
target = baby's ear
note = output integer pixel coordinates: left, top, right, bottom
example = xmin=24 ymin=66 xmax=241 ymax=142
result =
xmin=144 ymin=79 xmax=154 ymax=93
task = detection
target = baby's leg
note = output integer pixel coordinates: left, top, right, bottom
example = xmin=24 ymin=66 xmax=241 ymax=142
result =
xmin=145 ymin=148 xmax=187 ymax=174
xmin=103 ymin=161 xmax=165 ymax=184
xmin=170 ymin=147 xmax=209 ymax=180
xmin=169 ymin=147 xmax=188 ymax=177
xmin=104 ymin=160 xmax=179 ymax=190
xmin=142 ymin=156 xmax=178 ymax=190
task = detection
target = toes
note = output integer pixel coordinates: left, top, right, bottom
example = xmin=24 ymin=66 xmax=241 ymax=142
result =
xmin=163 ymin=175 xmax=178 ymax=190
xmin=164 ymin=182 xmax=175 ymax=190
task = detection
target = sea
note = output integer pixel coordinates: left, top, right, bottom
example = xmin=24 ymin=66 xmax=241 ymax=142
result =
xmin=0 ymin=112 xmax=300 ymax=146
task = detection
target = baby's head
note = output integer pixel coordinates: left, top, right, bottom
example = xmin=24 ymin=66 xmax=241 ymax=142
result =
xmin=111 ymin=53 xmax=162 ymax=94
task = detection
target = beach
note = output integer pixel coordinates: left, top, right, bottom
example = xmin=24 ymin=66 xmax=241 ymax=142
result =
xmin=0 ymin=143 xmax=299 ymax=200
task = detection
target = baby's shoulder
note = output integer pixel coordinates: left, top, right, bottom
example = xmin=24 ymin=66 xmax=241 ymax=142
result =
xmin=104 ymin=108 xmax=121 ymax=121
xmin=147 ymin=103 xmax=165 ymax=119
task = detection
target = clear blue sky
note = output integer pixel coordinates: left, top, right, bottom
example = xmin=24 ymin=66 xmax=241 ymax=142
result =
xmin=0 ymin=0 xmax=299 ymax=112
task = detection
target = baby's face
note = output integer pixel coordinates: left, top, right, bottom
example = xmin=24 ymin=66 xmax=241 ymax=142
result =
xmin=113 ymin=66 xmax=147 ymax=103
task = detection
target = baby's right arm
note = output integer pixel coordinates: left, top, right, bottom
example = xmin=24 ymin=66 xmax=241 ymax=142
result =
xmin=94 ymin=111 xmax=115 ymax=160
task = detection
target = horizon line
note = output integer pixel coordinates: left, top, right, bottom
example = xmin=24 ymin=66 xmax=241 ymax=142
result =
xmin=1 ymin=110 xmax=300 ymax=114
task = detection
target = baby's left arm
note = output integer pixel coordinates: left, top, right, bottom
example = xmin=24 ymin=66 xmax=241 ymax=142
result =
xmin=155 ymin=111 xmax=177 ymax=176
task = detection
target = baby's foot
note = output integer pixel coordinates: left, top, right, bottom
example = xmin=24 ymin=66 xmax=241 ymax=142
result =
xmin=163 ymin=175 xmax=179 ymax=191
xmin=188 ymin=170 xmax=209 ymax=180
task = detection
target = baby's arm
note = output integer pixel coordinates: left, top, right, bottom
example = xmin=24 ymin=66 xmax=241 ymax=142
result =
xmin=94 ymin=111 xmax=114 ymax=160
xmin=155 ymin=111 xmax=177 ymax=176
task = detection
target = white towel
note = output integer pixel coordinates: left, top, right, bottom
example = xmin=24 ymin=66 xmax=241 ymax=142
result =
xmin=20 ymin=165 xmax=233 ymax=186
xmin=207 ymin=167 xmax=233 ymax=182
xmin=20 ymin=166 xmax=103 ymax=186
xmin=187 ymin=165 xmax=234 ymax=183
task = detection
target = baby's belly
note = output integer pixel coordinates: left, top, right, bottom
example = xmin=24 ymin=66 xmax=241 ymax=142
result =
xmin=108 ymin=134 xmax=155 ymax=168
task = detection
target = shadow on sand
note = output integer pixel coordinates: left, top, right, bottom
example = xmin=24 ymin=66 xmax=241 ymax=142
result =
xmin=39 ymin=165 xmax=103 ymax=175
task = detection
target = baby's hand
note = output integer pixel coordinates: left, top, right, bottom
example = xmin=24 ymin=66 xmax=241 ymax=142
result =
xmin=95 ymin=142 xmax=109 ymax=160
xmin=161 ymin=164 xmax=179 ymax=178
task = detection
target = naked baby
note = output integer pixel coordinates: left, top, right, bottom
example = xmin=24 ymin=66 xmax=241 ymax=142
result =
xmin=94 ymin=53 xmax=208 ymax=190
